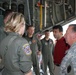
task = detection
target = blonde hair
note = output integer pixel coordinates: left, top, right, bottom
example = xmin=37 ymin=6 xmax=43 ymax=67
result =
xmin=4 ymin=12 xmax=25 ymax=33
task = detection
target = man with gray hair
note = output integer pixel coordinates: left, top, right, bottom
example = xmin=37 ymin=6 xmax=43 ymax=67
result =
xmin=60 ymin=24 xmax=76 ymax=75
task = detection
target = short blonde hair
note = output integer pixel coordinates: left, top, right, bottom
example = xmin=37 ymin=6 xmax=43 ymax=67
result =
xmin=4 ymin=12 xmax=25 ymax=33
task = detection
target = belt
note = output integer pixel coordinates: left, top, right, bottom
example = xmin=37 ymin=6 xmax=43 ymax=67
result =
xmin=55 ymin=64 xmax=60 ymax=66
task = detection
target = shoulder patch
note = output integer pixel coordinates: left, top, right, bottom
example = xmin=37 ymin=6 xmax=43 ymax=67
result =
xmin=23 ymin=44 xmax=32 ymax=55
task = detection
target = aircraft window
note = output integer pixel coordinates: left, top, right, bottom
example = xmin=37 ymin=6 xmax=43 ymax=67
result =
xmin=11 ymin=3 xmax=17 ymax=12
xmin=18 ymin=4 xmax=24 ymax=14
xmin=2 ymin=2 xmax=9 ymax=10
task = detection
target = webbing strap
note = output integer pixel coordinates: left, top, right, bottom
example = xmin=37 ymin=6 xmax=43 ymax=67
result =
xmin=4 ymin=36 xmax=17 ymax=58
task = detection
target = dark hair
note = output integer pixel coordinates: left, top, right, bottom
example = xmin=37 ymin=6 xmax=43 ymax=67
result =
xmin=44 ymin=30 xmax=50 ymax=32
xmin=70 ymin=24 xmax=76 ymax=32
xmin=53 ymin=25 xmax=63 ymax=32
xmin=4 ymin=9 xmax=13 ymax=18
xmin=26 ymin=25 xmax=34 ymax=30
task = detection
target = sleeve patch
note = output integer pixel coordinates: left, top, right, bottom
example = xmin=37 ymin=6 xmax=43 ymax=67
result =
xmin=23 ymin=44 xmax=32 ymax=55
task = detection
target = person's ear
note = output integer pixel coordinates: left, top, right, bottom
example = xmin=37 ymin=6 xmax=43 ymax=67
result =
xmin=61 ymin=32 xmax=63 ymax=35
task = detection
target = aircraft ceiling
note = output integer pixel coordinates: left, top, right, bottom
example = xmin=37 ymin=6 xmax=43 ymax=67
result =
xmin=0 ymin=0 xmax=76 ymax=33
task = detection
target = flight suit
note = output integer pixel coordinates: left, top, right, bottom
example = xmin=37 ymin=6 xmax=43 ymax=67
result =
xmin=25 ymin=35 xmax=42 ymax=75
xmin=0 ymin=27 xmax=7 ymax=72
xmin=60 ymin=43 xmax=76 ymax=75
xmin=0 ymin=32 xmax=32 ymax=75
xmin=0 ymin=27 xmax=6 ymax=43
xmin=41 ymin=38 xmax=54 ymax=75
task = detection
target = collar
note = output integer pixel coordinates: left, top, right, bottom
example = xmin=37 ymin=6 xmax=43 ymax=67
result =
xmin=71 ymin=42 xmax=76 ymax=48
xmin=56 ymin=37 xmax=64 ymax=42
xmin=8 ymin=32 xmax=20 ymax=36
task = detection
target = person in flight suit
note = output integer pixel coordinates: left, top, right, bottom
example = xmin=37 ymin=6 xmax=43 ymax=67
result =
xmin=0 ymin=9 xmax=13 ymax=72
xmin=0 ymin=9 xmax=13 ymax=43
xmin=41 ymin=30 xmax=54 ymax=75
xmin=24 ymin=25 xmax=42 ymax=75
xmin=60 ymin=24 xmax=76 ymax=75
xmin=0 ymin=12 xmax=32 ymax=75
xmin=0 ymin=27 xmax=6 ymax=72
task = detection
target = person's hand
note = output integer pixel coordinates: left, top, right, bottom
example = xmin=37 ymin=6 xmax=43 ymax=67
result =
xmin=37 ymin=51 xmax=41 ymax=55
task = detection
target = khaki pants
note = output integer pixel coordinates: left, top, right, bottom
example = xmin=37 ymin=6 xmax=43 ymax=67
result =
xmin=54 ymin=65 xmax=60 ymax=75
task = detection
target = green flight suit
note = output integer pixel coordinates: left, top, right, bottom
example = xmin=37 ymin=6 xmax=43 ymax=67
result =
xmin=0 ymin=27 xmax=7 ymax=71
xmin=25 ymin=35 xmax=42 ymax=75
xmin=0 ymin=32 xmax=32 ymax=75
xmin=0 ymin=15 xmax=6 ymax=43
xmin=41 ymin=38 xmax=54 ymax=75
xmin=0 ymin=27 xmax=6 ymax=43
